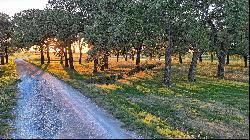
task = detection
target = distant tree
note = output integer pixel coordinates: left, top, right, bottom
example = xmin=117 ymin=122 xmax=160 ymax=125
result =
xmin=43 ymin=9 xmax=82 ymax=69
xmin=0 ymin=12 xmax=12 ymax=64
xmin=12 ymin=9 xmax=48 ymax=64
xmin=152 ymin=0 xmax=187 ymax=86
xmin=224 ymin=0 xmax=249 ymax=68
xmin=12 ymin=8 xmax=82 ymax=68
xmin=185 ymin=1 xmax=211 ymax=82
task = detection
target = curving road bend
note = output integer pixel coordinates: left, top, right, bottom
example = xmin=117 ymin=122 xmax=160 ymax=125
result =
xmin=12 ymin=58 xmax=139 ymax=139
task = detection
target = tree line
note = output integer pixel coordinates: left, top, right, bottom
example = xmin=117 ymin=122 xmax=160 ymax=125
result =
xmin=0 ymin=0 xmax=248 ymax=86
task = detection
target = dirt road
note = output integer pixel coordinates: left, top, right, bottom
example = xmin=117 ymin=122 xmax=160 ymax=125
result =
xmin=12 ymin=59 xmax=138 ymax=139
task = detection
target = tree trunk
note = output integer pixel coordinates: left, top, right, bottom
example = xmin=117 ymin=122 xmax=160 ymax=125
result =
xmin=131 ymin=52 xmax=135 ymax=61
xmin=79 ymin=40 xmax=82 ymax=64
xmin=93 ymin=58 xmax=98 ymax=73
xmin=40 ymin=45 xmax=45 ymax=65
xmin=0 ymin=54 xmax=4 ymax=65
xmin=4 ymin=47 xmax=8 ymax=64
xmin=199 ymin=55 xmax=202 ymax=62
xmin=188 ymin=46 xmax=201 ymax=82
xmin=64 ymin=47 xmax=69 ymax=67
xmin=178 ymin=53 xmax=182 ymax=64
xmin=226 ymin=54 xmax=229 ymax=65
xmin=164 ymin=25 xmax=173 ymax=86
xmin=100 ymin=62 xmax=105 ymax=71
xmin=104 ymin=50 xmax=109 ymax=69
xmin=149 ymin=52 xmax=153 ymax=61
xmin=68 ymin=45 xmax=74 ymax=69
xmin=60 ymin=47 xmax=64 ymax=64
xmin=211 ymin=53 xmax=214 ymax=62
xmin=136 ymin=45 xmax=142 ymax=65
xmin=46 ymin=45 xmax=50 ymax=63
xmin=125 ymin=53 xmax=128 ymax=61
xmin=116 ymin=52 xmax=119 ymax=62
xmin=244 ymin=56 xmax=248 ymax=68
xmin=217 ymin=44 xmax=226 ymax=79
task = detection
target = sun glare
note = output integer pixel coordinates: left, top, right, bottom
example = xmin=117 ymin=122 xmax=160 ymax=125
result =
xmin=27 ymin=38 xmax=90 ymax=53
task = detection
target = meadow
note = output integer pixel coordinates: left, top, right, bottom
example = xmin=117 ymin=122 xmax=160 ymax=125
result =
xmin=11 ymin=52 xmax=249 ymax=139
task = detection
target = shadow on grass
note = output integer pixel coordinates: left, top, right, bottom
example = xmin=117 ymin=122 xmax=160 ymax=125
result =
xmin=44 ymin=60 xmax=249 ymax=138
xmin=57 ymin=64 xmax=195 ymax=139
xmin=102 ymin=79 xmax=219 ymax=138
xmin=114 ymin=75 xmax=249 ymax=135
xmin=123 ymin=73 xmax=249 ymax=113
xmin=62 ymin=65 xmax=90 ymax=82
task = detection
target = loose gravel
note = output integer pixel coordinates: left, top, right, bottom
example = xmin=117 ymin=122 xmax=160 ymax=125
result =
xmin=12 ymin=58 xmax=138 ymax=139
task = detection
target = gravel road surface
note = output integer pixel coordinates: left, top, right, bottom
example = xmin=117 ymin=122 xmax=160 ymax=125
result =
xmin=12 ymin=58 xmax=138 ymax=139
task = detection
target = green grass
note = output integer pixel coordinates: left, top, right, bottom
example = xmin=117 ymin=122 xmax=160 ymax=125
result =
xmin=0 ymin=61 xmax=19 ymax=138
xmin=17 ymin=52 xmax=249 ymax=139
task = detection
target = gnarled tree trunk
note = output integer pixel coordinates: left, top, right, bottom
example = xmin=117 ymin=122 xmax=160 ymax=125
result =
xmin=211 ymin=53 xmax=214 ymax=62
xmin=178 ymin=53 xmax=182 ymax=64
xmin=136 ymin=45 xmax=142 ymax=65
xmin=46 ymin=45 xmax=50 ymax=63
xmin=226 ymin=54 xmax=229 ymax=65
xmin=116 ymin=52 xmax=119 ymax=62
xmin=188 ymin=44 xmax=201 ymax=82
xmin=244 ymin=56 xmax=248 ymax=68
xmin=217 ymin=44 xmax=226 ymax=79
xmin=164 ymin=25 xmax=173 ymax=86
xmin=93 ymin=58 xmax=98 ymax=73
xmin=68 ymin=45 xmax=74 ymax=69
xmin=64 ymin=47 xmax=69 ymax=67
xmin=40 ymin=45 xmax=45 ymax=65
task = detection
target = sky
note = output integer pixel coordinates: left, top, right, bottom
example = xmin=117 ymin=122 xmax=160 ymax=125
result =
xmin=0 ymin=0 xmax=48 ymax=17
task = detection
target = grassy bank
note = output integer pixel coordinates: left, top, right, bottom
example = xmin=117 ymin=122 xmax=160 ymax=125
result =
xmin=0 ymin=61 xmax=19 ymax=138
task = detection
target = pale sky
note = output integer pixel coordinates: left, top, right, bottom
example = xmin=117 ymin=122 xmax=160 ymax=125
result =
xmin=0 ymin=0 xmax=48 ymax=17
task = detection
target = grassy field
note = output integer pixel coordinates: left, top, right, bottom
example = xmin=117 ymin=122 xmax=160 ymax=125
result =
xmin=14 ymin=52 xmax=249 ymax=139
xmin=0 ymin=60 xmax=19 ymax=138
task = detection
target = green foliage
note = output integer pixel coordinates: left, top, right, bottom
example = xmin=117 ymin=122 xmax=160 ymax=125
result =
xmin=12 ymin=8 xmax=82 ymax=51
xmin=12 ymin=9 xmax=45 ymax=49
xmin=224 ymin=0 xmax=249 ymax=57
xmin=45 ymin=0 xmax=249 ymax=80
xmin=0 ymin=12 xmax=13 ymax=53
xmin=1 ymin=0 xmax=249 ymax=138
xmin=0 ymin=12 xmax=11 ymax=42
